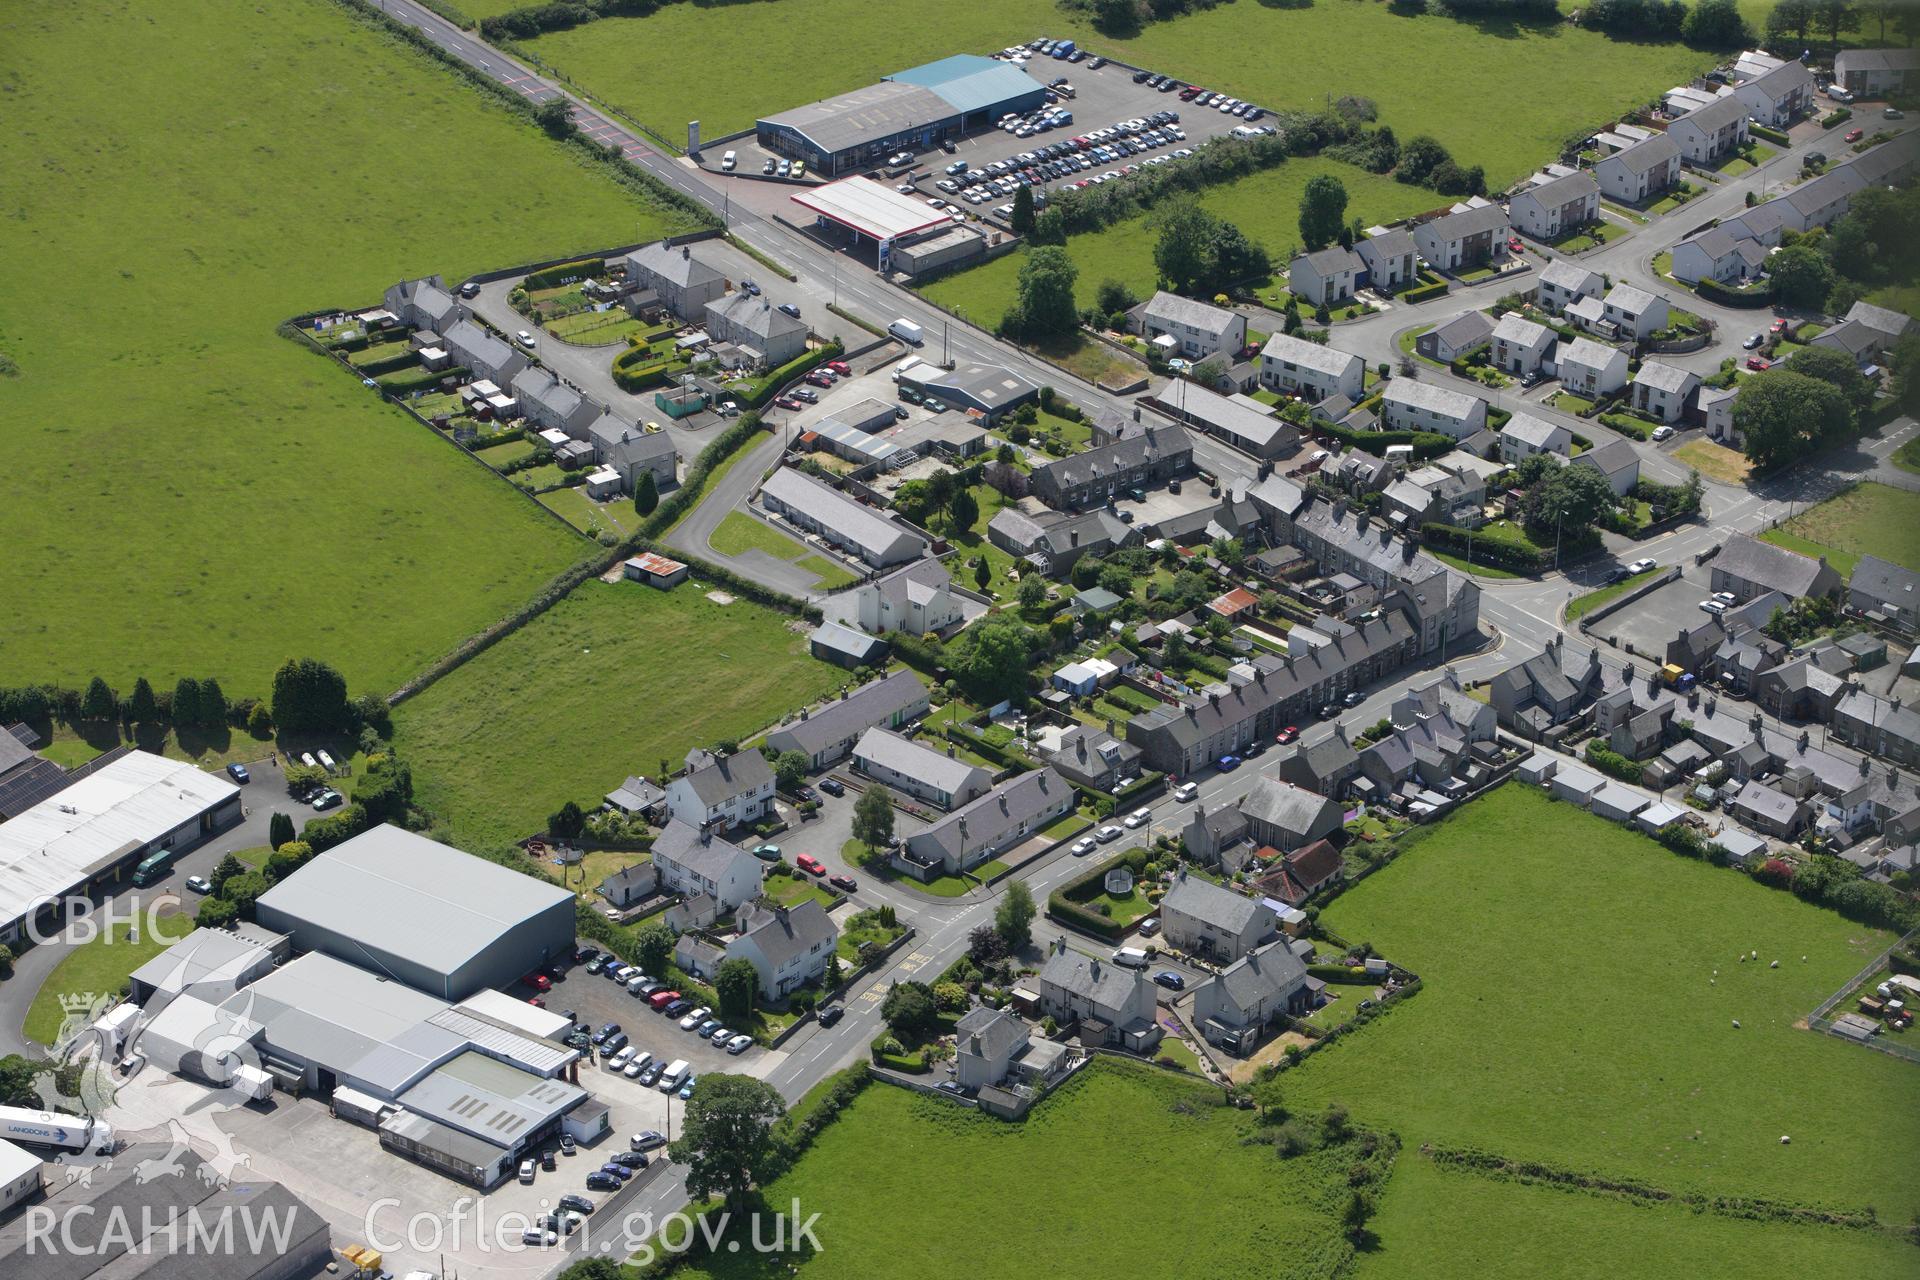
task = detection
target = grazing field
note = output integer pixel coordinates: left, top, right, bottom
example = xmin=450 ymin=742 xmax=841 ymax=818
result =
xmin=1351 ymin=1156 xmax=1920 ymax=1280
xmin=1280 ymin=784 xmax=1920 ymax=1219
xmin=391 ymin=580 xmax=843 ymax=847
xmin=526 ymin=0 xmax=1711 ymax=184
xmin=0 ymin=0 xmax=696 ymax=698
xmin=1760 ymin=481 xmax=1920 ymax=577
xmin=674 ymin=1059 xmax=1365 ymax=1280
xmin=918 ymin=159 xmax=1447 ymax=329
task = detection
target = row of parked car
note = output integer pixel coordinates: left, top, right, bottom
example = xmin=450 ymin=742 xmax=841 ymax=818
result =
xmin=937 ymin=113 xmax=1192 ymax=207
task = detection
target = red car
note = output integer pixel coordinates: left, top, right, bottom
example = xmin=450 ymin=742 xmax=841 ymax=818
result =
xmin=647 ymin=989 xmax=681 ymax=1010
xmin=1770 ymin=317 xmax=1788 ymax=332
xmin=524 ymin=973 xmax=551 ymax=992
xmin=1845 ymin=127 xmax=1864 ymax=142
xmin=826 ymin=360 xmax=851 ymax=376
xmin=804 ymin=371 xmax=834 ymax=389
xmin=528 ymin=996 xmax=546 ymax=1008
xmin=1507 ymin=236 xmax=1525 ymax=254
xmin=774 ymin=395 xmax=802 ymax=410
xmin=795 ymin=853 xmax=826 ymax=876
xmin=828 ymin=873 xmax=858 ymax=893
xmin=1275 ymin=725 xmax=1300 ymax=745
xmin=1745 ymin=355 xmax=1771 ymax=371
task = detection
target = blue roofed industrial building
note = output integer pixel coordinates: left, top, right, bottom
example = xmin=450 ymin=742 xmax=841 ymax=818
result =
xmin=756 ymin=54 xmax=1048 ymax=176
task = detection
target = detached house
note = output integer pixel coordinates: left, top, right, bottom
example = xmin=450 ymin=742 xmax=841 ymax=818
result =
xmin=1500 ymin=411 xmax=1573 ymax=464
xmin=1556 ymin=336 xmax=1629 ymax=396
xmin=1414 ymin=203 xmax=1509 ymax=272
xmin=1595 ymin=133 xmax=1682 ymax=204
xmin=1509 ymin=171 xmax=1600 ymax=241
xmin=1354 ymin=229 xmax=1418 ymax=292
xmin=1416 ymin=310 xmax=1495 ymax=363
xmin=1140 ymin=291 xmax=1245 ymax=360
xmin=823 ymin=559 xmax=961 ymax=637
xmin=1572 ymin=438 xmax=1640 ymax=497
xmin=1238 ymin=777 xmax=1344 ymax=852
xmin=1258 ymin=333 xmax=1365 ymax=403
xmin=1600 ymin=284 xmax=1669 ymax=341
xmin=1381 ymin=379 xmax=1487 ymax=440
xmin=1536 ymin=259 xmax=1606 ymax=315
xmin=1709 ymin=533 xmax=1843 ymax=603
xmin=1668 ymin=95 xmax=1750 ymax=164
xmin=1670 ymin=226 xmax=1771 ymax=286
xmin=1734 ymin=59 xmax=1815 ymax=127
xmin=727 ymin=900 xmax=838 ymax=1001
xmin=1491 ymin=313 xmax=1557 ymax=378
xmin=666 ymin=747 xmax=775 ymax=830
xmin=1192 ymin=940 xmax=1313 ymax=1055
xmin=1160 ymin=871 xmax=1276 ymax=963
xmin=1629 ymin=360 xmax=1700 ymax=423
xmin=622 ymin=241 xmax=727 ymax=323
xmin=1288 ymin=247 xmax=1365 ymax=308
xmin=650 ymin=820 xmax=762 ymax=911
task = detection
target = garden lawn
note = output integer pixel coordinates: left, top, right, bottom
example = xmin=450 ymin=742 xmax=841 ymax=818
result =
xmin=707 ymin=512 xmax=858 ymax=588
xmin=528 ymin=0 xmax=1710 ymax=184
xmin=0 ymin=0 xmax=698 ymax=698
xmin=919 ymin=159 xmax=1440 ymax=329
xmin=1672 ymin=438 xmax=1753 ymax=485
xmin=1565 ymin=568 xmax=1658 ymax=621
xmin=1280 ymin=784 xmax=1920 ymax=1217
xmin=672 ymin=1058 xmax=1363 ymax=1280
xmin=25 ymin=913 xmax=195 ymax=1045
xmin=1759 ymin=482 xmax=1920 ymax=577
xmin=392 ymin=579 xmax=842 ymax=848
xmin=1351 ymin=1154 xmax=1920 ymax=1280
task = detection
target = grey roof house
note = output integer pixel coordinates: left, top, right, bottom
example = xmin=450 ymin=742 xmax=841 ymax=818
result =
xmin=1159 ymin=870 xmax=1276 ymax=962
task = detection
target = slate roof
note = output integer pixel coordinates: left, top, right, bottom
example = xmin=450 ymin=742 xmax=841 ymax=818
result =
xmin=652 ymin=819 xmax=757 ymax=882
xmin=1260 ymin=332 xmax=1364 ymax=379
xmin=1355 ymin=228 xmax=1416 ymax=263
xmin=1633 ymin=360 xmax=1699 ymax=394
xmin=679 ymin=750 xmax=774 ymax=808
xmin=854 ymin=727 xmax=988 ymax=798
xmin=1492 ymin=313 xmax=1553 ymax=348
xmin=1032 ymin=424 xmax=1194 ymax=492
xmin=1852 ymin=555 xmax=1920 ymax=613
xmin=1298 ymin=246 xmax=1364 ymax=277
xmin=761 ymin=466 xmax=926 ymax=562
xmin=1606 ymin=131 xmax=1681 ymax=174
xmin=1384 ymin=376 xmax=1484 ymax=422
xmin=1576 ymin=437 xmax=1638 ymax=478
xmin=1503 ymin=412 xmax=1568 ymax=449
xmin=1743 ymin=58 xmax=1814 ymax=101
xmin=1238 ymin=777 xmax=1339 ymax=843
xmin=1843 ymin=301 xmax=1914 ymax=341
xmin=1211 ymin=940 xmax=1307 ymax=1014
xmin=1712 ymin=533 xmax=1830 ymax=598
xmin=1422 ymin=202 xmax=1509 ymax=240
xmin=1673 ymin=93 xmax=1750 ymax=135
xmin=736 ymin=898 xmax=837 ymax=970
xmin=1539 ymin=259 xmax=1603 ymax=294
xmin=1039 ymin=945 xmax=1145 ymax=1010
xmin=1731 ymin=778 xmax=1802 ymax=825
xmin=765 ymin=670 xmax=927 ymax=759
xmin=1144 ymin=290 xmax=1239 ymax=337
xmin=955 ymin=1005 xmax=1027 ymax=1061
xmin=1164 ymin=874 xmax=1265 ymax=935
xmin=1517 ymin=170 xmax=1598 ymax=207
xmin=625 ymin=241 xmax=724 ymax=290
xmin=1426 ymin=310 xmax=1494 ymax=352
xmin=908 ymin=768 xmax=1069 ymax=865
xmin=1558 ymin=335 xmax=1622 ymax=372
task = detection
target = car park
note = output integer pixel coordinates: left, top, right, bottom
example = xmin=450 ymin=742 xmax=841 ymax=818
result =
xmin=607 ymin=1045 xmax=637 ymax=1071
xmin=597 ymin=1162 xmax=632 ymax=1183
xmin=524 ymin=972 xmax=550 ymax=992
xmin=611 ymin=1152 xmax=649 ymax=1170
xmin=521 ymin=1227 xmax=558 ymax=1248
xmin=663 ymin=998 xmax=693 ymax=1018
xmin=311 ymin=789 xmax=342 ymax=811
xmin=591 ymin=1022 xmax=620 ymax=1045
xmin=679 ymin=1006 xmax=711 ymax=1030
xmin=637 ymin=1061 xmax=664 ymax=1086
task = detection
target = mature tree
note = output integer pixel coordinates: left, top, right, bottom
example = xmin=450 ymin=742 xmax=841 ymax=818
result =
xmin=1192 ymin=356 xmax=1226 ymax=389
xmin=1071 ymin=554 xmax=1105 ymax=591
xmin=195 ymin=897 xmax=240 ymax=930
xmin=635 ymin=923 xmax=675 ymax=978
xmin=170 ymin=677 xmax=201 ymax=729
xmin=266 ymin=840 xmax=314 ymax=884
xmin=548 ymin=800 xmax=586 ymax=839
xmin=268 ymin=811 xmax=296 ymax=852
xmin=1016 ymin=574 xmax=1049 ymax=611
xmin=1859 ymin=0 xmax=1896 ymax=40
xmin=271 ymin=658 xmax=349 ymax=735
xmin=1768 ymin=245 xmax=1836 ymax=308
xmin=968 ymin=923 xmax=1010 ymax=964
xmin=1005 ymin=246 xmax=1079 ymax=343
xmin=1009 ymin=183 xmax=1036 ymax=237
xmin=1095 ymin=278 xmax=1138 ymax=318
xmin=1891 ymin=333 xmax=1920 ymax=413
xmin=196 ymin=677 xmax=228 ymax=729
xmin=1205 ymin=221 xmax=1269 ymax=293
xmin=996 ymin=442 xmax=1016 ymax=465
xmin=852 ymin=784 xmax=895 ymax=852
xmin=773 ymin=750 xmax=810 ymax=794
xmin=533 ymin=96 xmax=576 ymax=140
xmin=1526 ymin=464 xmax=1618 ymax=534
xmin=1152 ymin=199 xmax=1218 ymax=294
xmin=1097 ymin=560 xmax=1136 ymax=600
xmin=208 ymin=852 xmax=247 ymax=897
xmin=947 ymin=486 xmax=980 ymax=534
xmin=1515 ymin=451 xmax=1562 ymax=488
xmin=973 ymin=557 xmax=992 ymax=591
xmin=994 ymin=879 xmax=1037 ymax=951
xmin=1733 ymin=369 xmax=1854 ymax=470
xmin=1785 ymin=345 xmax=1875 ymax=413
xmin=956 ymin=616 xmax=1034 ymax=704
xmin=1683 ymin=0 xmax=1751 ymax=45
xmin=1813 ymin=0 xmax=1860 ymax=46
xmin=1092 ymin=0 xmax=1140 ymax=34
xmin=1298 ymin=174 xmax=1350 ymax=251
xmin=891 ymin=478 xmax=937 ymax=528
xmin=80 ymin=677 xmax=116 ymax=723
xmin=715 ymin=957 xmax=760 ymax=1020
xmin=631 ymin=471 xmax=658 ymax=517
xmin=1766 ymin=0 xmax=1815 ymax=42
xmin=221 ymin=872 xmax=270 ymax=917
xmin=126 ymin=677 xmax=158 ymax=725
xmin=1395 ymin=135 xmax=1451 ymax=186
xmin=668 ymin=1074 xmax=786 ymax=1210
xmin=881 ymin=980 xmax=939 ymax=1038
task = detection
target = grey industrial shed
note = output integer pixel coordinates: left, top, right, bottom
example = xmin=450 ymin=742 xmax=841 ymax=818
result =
xmin=254 ymin=824 xmax=575 ymax=1000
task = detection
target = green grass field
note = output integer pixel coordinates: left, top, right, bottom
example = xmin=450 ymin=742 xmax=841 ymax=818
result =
xmin=0 ymin=0 xmax=696 ymax=699
xmin=919 ymin=158 xmax=1442 ymax=328
xmin=673 ymin=1059 xmax=1365 ymax=1280
xmin=1352 ymin=1156 xmax=1920 ymax=1280
xmin=708 ymin=512 xmax=859 ymax=588
xmin=1281 ymin=785 xmax=1920 ymax=1219
xmin=527 ymin=0 xmax=1711 ymax=184
xmin=1565 ymin=569 xmax=1660 ymax=621
xmin=25 ymin=913 xmax=196 ymax=1045
xmin=392 ymin=579 xmax=843 ymax=847
xmin=1760 ymin=482 xmax=1920 ymax=577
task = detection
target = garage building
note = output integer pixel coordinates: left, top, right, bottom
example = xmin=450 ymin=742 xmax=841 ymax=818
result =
xmin=790 ymin=176 xmax=977 ymax=275
xmin=900 ymin=362 xmax=1037 ymax=422
xmin=757 ymin=54 xmax=1047 ymax=176
xmin=254 ymin=824 xmax=574 ymax=1001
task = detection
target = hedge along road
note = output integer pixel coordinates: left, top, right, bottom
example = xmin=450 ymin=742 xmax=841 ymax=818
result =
xmin=662 ymin=429 xmax=833 ymax=599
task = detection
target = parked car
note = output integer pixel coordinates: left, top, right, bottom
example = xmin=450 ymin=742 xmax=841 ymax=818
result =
xmin=1096 ymin=824 xmax=1123 ymax=843
xmin=515 ymin=330 xmax=537 ymax=348
xmin=1651 ymin=425 xmax=1674 ymax=441
xmin=1153 ymin=970 xmax=1186 ymax=991
xmin=1173 ymin=782 xmax=1199 ymax=802
xmin=1885 ymin=107 xmax=1905 ymax=119
xmin=817 ymin=1004 xmax=844 ymax=1028
xmin=1700 ymin=598 xmax=1729 ymax=615
xmin=558 ymin=1193 xmax=593 ymax=1213
xmin=637 ymin=1062 xmax=664 ymax=1087
xmin=795 ymin=853 xmax=826 ymax=876
xmin=524 ymin=972 xmax=551 ymax=992
xmin=678 ymin=1006 xmax=711 ymax=1030
xmin=225 ymin=762 xmax=250 ymax=783
xmin=1123 ymin=806 xmax=1151 ymax=829
xmin=631 ymin=1131 xmax=666 ymax=1153
xmin=597 ymin=1163 xmax=632 ymax=1183
xmin=185 ymin=875 xmax=213 ymax=895
xmin=680 ymin=1073 xmax=703 ymax=1096
xmin=647 ymin=989 xmax=681 ymax=1010
xmin=1071 ymin=837 xmax=1097 ymax=856
xmin=1743 ymin=332 xmax=1764 ymax=349
xmin=591 ymin=1023 xmax=621 ymax=1046
xmin=1746 ymin=356 xmax=1772 ymax=370
xmin=1275 ymin=725 xmax=1300 ymax=745
xmin=828 ymin=873 xmax=857 ymax=893
xmin=585 ymin=1172 xmax=621 ymax=1192
xmin=778 ymin=302 xmax=801 ymax=318
xmin=459 ymin=280 xmax=481 ymax=299
xmin=826 ymin=359 xmax=851 ymax=375
xmin=727 ymin=1034 xmax=753 ymax=1055
xmin=819 ymin=778 xmax=845 ymax=797
xmin=1627 ymin=558 xmax=1657 ymax=575
xmin=709 ymin=1025 xmax=735 ymax=1044
xmin=804 ymin=371 xmax=834 ymax=389
xmin=1216 ymin=754 xmax=1241 ymax=771
xmin=1139 ymin=917 xmax=1160 ymax=937
xmin=662 ymin=998 xmax=693 ymax=1018
xmin=1846 ymin=127 xmax=1865 ymax=142
xmin=751 ymin=843 xmax=782 ymax=861
xmin=611 ymin=1152 xmax=649 ymax=1170
xmin=311 ymin=789 xmax=342 ymax=811
xmin=1343 ymin=691 xmax=1365 ymax=707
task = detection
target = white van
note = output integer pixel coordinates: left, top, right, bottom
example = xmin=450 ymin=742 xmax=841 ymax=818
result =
xmin=721 ymin=150 xmax=737 ymax=171
xmin=657 ymin=1059 xmax=691 ymax=1092
xmin=889 ymin=318 xmax=925 ymax=346
xmin=1111 ymin=946 xmax=1151 ymax=969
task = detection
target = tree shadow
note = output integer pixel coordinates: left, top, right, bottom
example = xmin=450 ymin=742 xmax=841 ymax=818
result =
xmin=173 ymin=723 xmax=233 ymax=760
xmin=1415 ymin=2 xmax=1565 ymax=41
xmin=75 ymin=719 xmax=123 ymax=754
